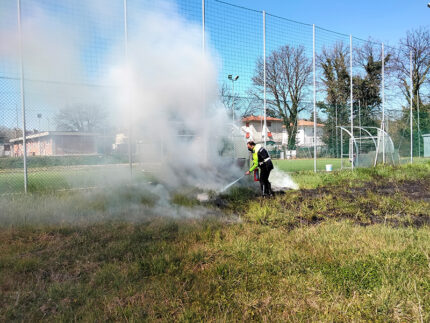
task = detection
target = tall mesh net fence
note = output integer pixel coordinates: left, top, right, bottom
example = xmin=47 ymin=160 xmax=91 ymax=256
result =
xmin=0 ymin=0 xmax=428 ymax=193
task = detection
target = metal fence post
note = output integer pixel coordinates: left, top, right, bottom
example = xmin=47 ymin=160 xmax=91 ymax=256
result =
xmin=202 ymin=0 xmax=208 ymax=162
xmin=340 ymin=130 xmax=343 ymax=169
xmin=263 ymin=10 xmax=267 ymax=148
xmin=350 ymin=35 xmax=353 ymax=170
xmin=17 ymin=0 xmax=28 ymax=193
xmin=410 ymin=50 xmax=413 ymax=164
xmin=382 ymin=43 xmax=385 ymax=164
xmin=202 ymin=0 xmax=205 ymax=54
xmin=123 ymin=0 xmax=133 ymax=176
xmin=417 ymin=89 xmax=420 ymax=157
xmin=313 ymin=24 xmax=317 ymax=172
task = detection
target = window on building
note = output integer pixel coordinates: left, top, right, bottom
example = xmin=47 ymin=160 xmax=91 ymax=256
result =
xmin=246 ymin=122 xmax=249 ymax=127
xmin=267 ymin=121 xmax=271 ymax=127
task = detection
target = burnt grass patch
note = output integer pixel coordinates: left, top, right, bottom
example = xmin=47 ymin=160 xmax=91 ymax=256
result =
xmin=300 ymin=179 xmax=429 ymax=227
xmin=300 ymin=178 xmax=430 ymax=201
xmin=223 ymin=173 xmax=430 ymax=229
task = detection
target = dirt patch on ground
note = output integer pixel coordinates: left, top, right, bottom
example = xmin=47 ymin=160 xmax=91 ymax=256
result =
xmin=297 ymin=178 xmax=430 ymax=228
xmin=210 ymin=175 xmax=430 ymax=228
xmin=300 ymin=178 xmax=430 ymax=200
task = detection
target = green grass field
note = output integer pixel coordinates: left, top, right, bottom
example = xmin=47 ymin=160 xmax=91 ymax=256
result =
xmin=274 ymin=157 xmax=348 ymax=172
xmin=1 ymin=157 xmax=429 ymax=194
xmin=0 ymin=164 xmax=148 ymax=194
xmin=1 ymin=162 xmax=430 ymax=321
xmin=274 ymin=156 xmax=430 ymax=173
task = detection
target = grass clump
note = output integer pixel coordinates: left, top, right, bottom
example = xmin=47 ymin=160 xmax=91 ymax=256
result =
xmin=171 ymin=193 xmax=199 ymax=207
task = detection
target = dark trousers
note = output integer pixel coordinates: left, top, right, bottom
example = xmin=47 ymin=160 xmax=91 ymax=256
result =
xmin=259 ymin=165 xmax=272 ymax=196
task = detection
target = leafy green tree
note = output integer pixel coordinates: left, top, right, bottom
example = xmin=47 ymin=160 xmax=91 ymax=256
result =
xmin=353 ymin=42 xmax=390 ymax=128
xmin=318 ymin=42 xmax=388 ymax=156
xmin=318 ymin=43 xmax=352 ymax=156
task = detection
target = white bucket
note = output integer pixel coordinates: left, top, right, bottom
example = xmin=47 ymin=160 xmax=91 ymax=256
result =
xmin=325 ymin=164 xmax=333 ymax=172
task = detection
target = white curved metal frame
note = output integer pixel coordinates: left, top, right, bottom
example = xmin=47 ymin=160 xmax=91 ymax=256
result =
xmin=337 ymin=126 xmax=358 ymax=170
xmin=337 ymin=126 xmax=396 ymax=169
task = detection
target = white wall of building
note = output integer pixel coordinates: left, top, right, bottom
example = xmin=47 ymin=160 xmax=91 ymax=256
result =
xmin=241 ymin=118 xmax=324 ymax=147
xmin=296 ymin=126 xmax=324 ymax=147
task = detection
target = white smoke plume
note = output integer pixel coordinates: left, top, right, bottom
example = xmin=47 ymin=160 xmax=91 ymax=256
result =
xmin=108 ymin=2 xmax=245 ymax=189
xmin=0 ymin=0 xmax=298 ymax=207
xmin=0 ymin=0 xmax=246 ymax=192
xmin=269 ymin=167 xmax=299 ymax=190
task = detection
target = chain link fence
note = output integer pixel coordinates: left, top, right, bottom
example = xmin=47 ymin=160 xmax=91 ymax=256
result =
xmin=0 ymin=0 xmax=428 ymax=194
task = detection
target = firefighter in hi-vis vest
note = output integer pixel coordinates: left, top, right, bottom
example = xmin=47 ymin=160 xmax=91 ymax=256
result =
xmin=245 ymin=141 xmax=274 ymax=197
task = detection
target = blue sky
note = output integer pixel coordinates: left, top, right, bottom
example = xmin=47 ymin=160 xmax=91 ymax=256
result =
xmin=191 ymin=0 xmax=429 ymax=116
xmin=225 ymin=0 xmax=430 ymax=46
xmin=1 ymin=0 xmax=428 ymax=130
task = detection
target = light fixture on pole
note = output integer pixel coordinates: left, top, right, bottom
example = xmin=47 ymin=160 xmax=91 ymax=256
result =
xmin=228 ymin=74 xmax=239 ymax=124
xmin=37 ymin=113 xmax=42 ymax=131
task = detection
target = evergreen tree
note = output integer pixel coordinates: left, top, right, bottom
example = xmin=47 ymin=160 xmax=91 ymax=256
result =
xmin=318 ymin=43 xmax=352 ymax=156
xmin=318 ymin=42 xmax=388 ymax=156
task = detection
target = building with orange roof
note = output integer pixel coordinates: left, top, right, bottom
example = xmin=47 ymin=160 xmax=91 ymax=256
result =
xmin=241 ymin=115 xmax=324 ymax=148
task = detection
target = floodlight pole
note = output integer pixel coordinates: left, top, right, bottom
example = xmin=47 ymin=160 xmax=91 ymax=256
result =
xmin=17 ymin=0 xmax=28 ymax=193
xmin=350 ymin=35 xmax=354 ymax=170
xmin=263 ymin=10 xmax=267 ymax=147
xmin=228 ymin=75 xmax=239 ymax=124
xmin=232 ymin=80 xmax=235 ymax=124
xmin=313 ymin=24 xmax=317 ymax=172
xmin=410 ymin=50 xmax=413 ymax=164
xmin=228 ymin=74 xmax=238 ymax=157
xmin=382 ymin=43 xmax=385 ymax=164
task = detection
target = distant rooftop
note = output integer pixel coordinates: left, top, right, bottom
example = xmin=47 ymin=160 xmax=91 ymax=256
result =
xmin=10 ymin=131 xmax=99 ymax=143
xmin=242 ymin=116 xmax=324 ymax=127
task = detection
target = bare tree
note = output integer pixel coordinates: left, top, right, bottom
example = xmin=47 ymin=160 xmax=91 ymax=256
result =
xmin=240 ymin=96 xmax=260 ymax=118
xmin=252 ymin=45 xmax=312 ymax=149
xmin=55 ymin=104 xmax=107 ymax=132
xmin=392 ymin=27 xmax=430 ymax=108
xmin=0 ymin=126 xmax=22 ymax=142
xmin=219 ymin=83 xmax=241 ymax=118
xmin=219 ymin=83 xmax=259 ymax=119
